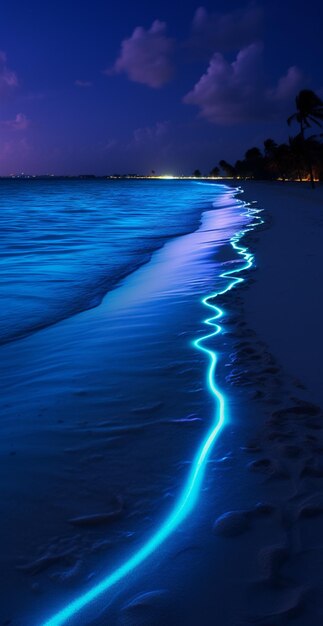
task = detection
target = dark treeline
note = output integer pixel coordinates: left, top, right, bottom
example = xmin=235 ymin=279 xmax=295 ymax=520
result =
xmin=197 ymin=90 xmax=323 ymax=187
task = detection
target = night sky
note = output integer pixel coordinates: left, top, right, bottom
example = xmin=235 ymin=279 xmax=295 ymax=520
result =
xmin=1 ymin=0 xmax=322 ymax=176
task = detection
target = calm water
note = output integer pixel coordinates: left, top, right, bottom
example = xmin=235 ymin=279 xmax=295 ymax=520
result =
xmin=0 ymin=179 xmax=223 ymax=344
xmin=0 ymin=180 xmax=253 ymax=625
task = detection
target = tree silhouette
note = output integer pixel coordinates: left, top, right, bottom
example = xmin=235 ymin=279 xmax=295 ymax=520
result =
xmin=209 ymin=166 xmax=220 ymax=177
xmin=288 ymin=90 xmax=323 ymax=136
xmin=214 ymin=91 xmax=323 ymax=184
xmin=263 ymin=139 xmax=279 ymax=179
xmin=264 ymin=138 xmax=278 ymax=159
xmin=233 ymin=148 xmax=265 ymax=179
xmin=192 ymin=169 xmax=202 ymax=178
xmin=219 ymin=160 xmax=236 ymax=177
xmin=274 ymin=144 xmax=292 ymax=181
xmin=244 ymin=147 xmax=264 ymax=179
xmin=288 ymin=134 xmax=307 ymax=181
xmin=287 ymin=90 xmax=323 ymax=187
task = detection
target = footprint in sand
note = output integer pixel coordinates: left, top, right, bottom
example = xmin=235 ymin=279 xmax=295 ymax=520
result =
xmin=119 ymin=590 xmax=169 ymax=626
xmin=213 ymin=510 xmax=250 ymax=537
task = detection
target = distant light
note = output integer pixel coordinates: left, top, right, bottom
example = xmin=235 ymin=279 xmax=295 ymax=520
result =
xmin=158 ymin=174 xmax=175 ymax=179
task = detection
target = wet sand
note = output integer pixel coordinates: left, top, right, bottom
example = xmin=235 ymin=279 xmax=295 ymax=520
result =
xmin=96 ymin=182 xmax=323 ymax=626
xmin=1 ymin=187 xmax=252 ymax=624
xmin=2 ymin=182 xmax=323 ymax=625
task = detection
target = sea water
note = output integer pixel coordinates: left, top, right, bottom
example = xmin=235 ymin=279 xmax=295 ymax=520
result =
xmin=0 ymin=180 xmax=252 ymax=624
xmin=0 ymin=179 xmax=225 ymax=345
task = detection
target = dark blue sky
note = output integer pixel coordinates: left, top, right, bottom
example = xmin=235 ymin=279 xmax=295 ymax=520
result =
xmin=0 ymin=0 xmax=322 ymax=175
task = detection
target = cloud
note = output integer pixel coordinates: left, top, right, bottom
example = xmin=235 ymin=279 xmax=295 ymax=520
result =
xmin=189 ymin=3 xmax=263 ymax=52
xmin=0 ymin=51 xmax=18 ymax=94
xmin=0 ymin=136 xmax=32 ymax=173
xmin=108 ymin=20 xmax=175 ymax=88
xmin=101 ymin=121 xmax=172 ymax=173
xmin=2 ymin=112 xmax=30 ymax=130
xmin=104 ymin=121 xmax=170 ymax=152
xmin=183 ymin=44 xmax=303 ymax=125
xmin=133 ymin=120 xmax=170 ymax=144
xmin=267 ymin=66 xmax=303 ymax=101
xmin=74 ymin=79 xmax=92 ymax=87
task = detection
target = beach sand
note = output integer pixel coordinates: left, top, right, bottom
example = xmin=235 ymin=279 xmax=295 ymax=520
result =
xmin=0 ymin=186 xmax=251 ymax=625
xmin=175 ymin=180 xmax=323 ymax=625
xmin=1 ymin=181 xmax=323 ymax=625
xmin=240 ymin=181 xmax=323 ymax=406
xmin=99 ymin=182 xmax=323 ymax=626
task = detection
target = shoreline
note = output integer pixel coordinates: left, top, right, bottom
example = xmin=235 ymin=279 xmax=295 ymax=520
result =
xmin=1 ymin=180 xmax=323 ymax=624
xmin=122 ymin=181 xmax=323 ymax=625
xmin=0 ymin=184 xmax=250 ymax=625
xmin=40 ymin=191 xmax=256 ymax=626
xmin=236 ymin=181 xmax=323 ymax=405
xmin=85 ymin=181 xmax=323 ymax=625
xmin=98 ymin=181 xmax=323 ymax=625
xmin=0 ymin=179 xmax=223 ymax=348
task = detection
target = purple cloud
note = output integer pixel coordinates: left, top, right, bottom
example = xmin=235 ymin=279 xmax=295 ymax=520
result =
xmin=100 ymin=121 xmax=173 ymax=173
xmin=2 ymin=113 xmax=30 ymax=130
xmin=133 ymin=120 xmax=170 ymax=144
xmin=267 ymin=66 xmax=303 ymax=101
xmin=189 ymin=3 xmax=263 ymax=52
xmin=0 ymin=51 xmax=18 ymax=94
xmin=109 ymin=20 xmax=175 ymax=88
xmin=0 ymin=136 xmax=31 ymax=174
xmin=183 ymin=43 xmax=303 ymax=125
xmin=74 ymin=79 xmax=92 ymax=87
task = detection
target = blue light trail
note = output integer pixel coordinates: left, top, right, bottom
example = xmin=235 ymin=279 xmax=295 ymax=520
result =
xmin=41 ymin=191 xmax=262 ymax=626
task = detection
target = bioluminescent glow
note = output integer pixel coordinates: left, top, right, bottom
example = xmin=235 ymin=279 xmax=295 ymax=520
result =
xmin=41 ymin=190 xmax=262 ymax=626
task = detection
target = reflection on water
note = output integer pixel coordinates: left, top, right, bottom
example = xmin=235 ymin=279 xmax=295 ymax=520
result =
xmin=0 ymin=182 xmax=252 ymax=624
xmin=0 ymin=179 xmax=225 ymax=344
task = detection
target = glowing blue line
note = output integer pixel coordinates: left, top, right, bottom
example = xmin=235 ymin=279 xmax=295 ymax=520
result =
xmin=41 ymin=192 xmax=262 ymax=626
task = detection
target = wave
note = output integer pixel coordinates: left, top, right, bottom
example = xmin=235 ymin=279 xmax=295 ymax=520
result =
xmin=0 ymin=179 xmax=225 ymax=345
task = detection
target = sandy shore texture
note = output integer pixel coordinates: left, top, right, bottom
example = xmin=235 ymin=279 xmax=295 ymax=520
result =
xmin=110 ymin=182 xmax=323 ymax=626
xmin=239 ymin=181 xmax=323 ymax=406
xmin=2 ymin=182 xmax=323 ymax=625
xmin=69 ymin=182 xmax=323 ymax=625
xmin=211 ymin=180 xmax=323 ymax=625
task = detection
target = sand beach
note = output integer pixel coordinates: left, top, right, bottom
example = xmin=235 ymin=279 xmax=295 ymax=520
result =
xmin=0 ymin=180 xmax=322 ymax=625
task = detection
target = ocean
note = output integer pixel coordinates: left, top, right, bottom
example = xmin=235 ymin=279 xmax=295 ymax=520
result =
xmin=0 ymin=179 xmax=253 ymax=625
xmin=0 ymin=179 xmax=227 ymax=345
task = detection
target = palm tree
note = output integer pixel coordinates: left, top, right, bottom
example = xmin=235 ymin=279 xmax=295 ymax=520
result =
xmin=288 ymin=90 xmax=323 ymax=136
xmin=242 ymin=147 xmax=265 ymax=179
xmin=288 ymin=134 xmax=307 ymax=182
xmin=287 ymin=90 xmax=323 ymax=187
xmin=263 ymin=139 xmax=278 ymax=179
xmin=263 ymin=138 xmax=278 ymax=158
xmin=274 ymin=143 xmax=293 ymax=181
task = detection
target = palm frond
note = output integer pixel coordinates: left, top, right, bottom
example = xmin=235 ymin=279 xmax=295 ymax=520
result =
xmin=308 ymin=115 xmax=323 ymax=127
xmin=287 ymin=113 xmax=297 ymax=126
xmin=308 ymin=132 xmax=323 ymax=140
xmin=312 ymin=110 xmax=323 ymax=120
